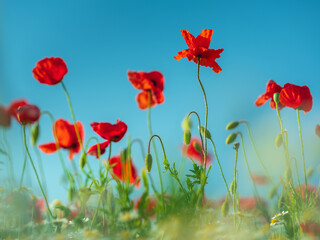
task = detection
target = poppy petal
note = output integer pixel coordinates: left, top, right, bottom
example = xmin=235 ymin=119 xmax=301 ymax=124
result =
xmin=87 ymin=140 xmax=110 ymax=158
xmin=195 ymin=29 xmax=213 ymax=49
xmin=38 ymin=143 xmax=58 ymax=154
xmin=181 ymin=30 xmax=196 ymax=48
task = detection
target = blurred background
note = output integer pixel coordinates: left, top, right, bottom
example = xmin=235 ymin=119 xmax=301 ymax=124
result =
xmin=1 ymin=0 xmax=320 ymax=203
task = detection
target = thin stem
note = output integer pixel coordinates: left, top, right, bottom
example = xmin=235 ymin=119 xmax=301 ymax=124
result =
xmin=208 ymin=138 xmax=232 ymax=197
xmin=233 ymin=146 xmax=239 ymax=225
xmin=292 ymin=157 xmax=302 ymax=196
xmin=20 ymin=152 xmax=27 ymax=187
xmin=61 ymin=82 xmax=85 ymax=155
xmin=196 ymin=58 xmax=208 ymax=170
xmin=22 ymin=125 xmax=54 ymax=219
xmin=2 ymin=128 xmax=15 ymax=185
xmin=91 ymin=194 xmax=102 ymax=230
xmin=275 ymin=103 xmax=289 ymax=166
xmin=240 ymin=121 xmax=274 ymax=186
xmin=296 ymin=109 xmax=308 ymax=195
xmin=187 ymin=111 xmax=204 ymax=152
xmin=34 ymin=146 xmax=48 ymax=196
xmin=147 ymin=91 xmax=164 ymax=205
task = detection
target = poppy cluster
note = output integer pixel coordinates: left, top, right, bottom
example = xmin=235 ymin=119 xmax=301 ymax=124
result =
xmin=255 ymin=80 xmax=313 ymax=113
xmin=128 ymin=71 xmax=165 ymax=110
xmin=39 ymin=119 xmax=84 ymax=160
xmin=174 ymin=29 xmax=223 ymax=73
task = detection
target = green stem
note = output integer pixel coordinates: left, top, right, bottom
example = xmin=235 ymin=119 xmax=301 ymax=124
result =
xmin=233 ymin=146 xmax=239 ymax=225
xmin=196 ymin=58 xmax=208 ymax=170
xmin=2 ymin=128 xmax=15 ymax=185
xmin=20 ymin=152 xmax=27 ymax=187
xmin=296 ymin=109 xmax=308 ymax=195
xmin=292 ymin=157 xmax=302 ymax=196
xmin=275 ymin=102 xmax=289 ymax=166
xmin=240 ymin=121 xmax=274 ymax=186
xmin=61 ymin=82 xmax=85 ymax=155
xmin=91 ymin=194 xmax=102 ymax=230
xmin=187 ymin=111 xmax=204 ymax=151
xmin=147 ymin=91 xmax=164 ymax=206
xmin=34 ymin=146 xmax=48 ymax=196
xmin=22 ymin=125 xmax=54 ymax=219
xmin=209 ymin=138 xmax=232 ymax=197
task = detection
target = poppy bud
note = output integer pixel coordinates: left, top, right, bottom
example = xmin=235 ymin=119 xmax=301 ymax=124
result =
xmin=221 ymin=197 xmax=229 ymax=217
xmin=268 ymin=185 xmax=278 ymax=199
xmin=226 ymin=121 xmax=239 ymax=130
xmin=230 ymin=180 xmax=237 ymax=195
xmin=307 ymin=167 xmax=314 ymax=179
xmin=145 ymin=153 xmax=153 ymax=172
xmin=142 ymin=168 xmax=149 ymax=190
xmin=30 ymin=121 xmax=40 ymax=146
xmin=199 ymin=126 xmax=212 ymax=139
xmin=273 ymin=93 xmax=280 ymax=104
xmin=17 ymin=104 xmax=40 ymax=125
xmin=68 ymin=187 xmax=77 ymax=202
xmin=233 ymin=142 xmax=240 ymax=150
xmin=193 ymin=141 xmax=202 ymax=153
xmin=226 ymin=133 xmax=237 ymax=145
xmin=184 ymin=130 xmax=191 ymax=145
xmin=274 ymin=134 xmax=283 ymax=148
xmin=80 ymin=152 xmax=87 ymax=170
xmin=181 ymin=116 xmax=192 ymax=131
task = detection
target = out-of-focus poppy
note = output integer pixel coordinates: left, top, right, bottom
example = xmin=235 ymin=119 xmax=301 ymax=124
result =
xmin=0 ymin=106 xmax=11 ymax=127
xmin=135 ymin=196 xmax=157 ymax=219
xmin=174 ymin=29 xmax=223 ymax=73
xmin=255 ymin=80 xmax=284 ymax=109
xmin=251 ymin=173 xmax=269 ymax=185
xmin=315 ymin=124 xmax=320 ymax=138
xmin=128 ymin=71 xmax=164 ymax=110
xmin=90 ymin=120 xmax=127 ymax=142
xmin=295 ymin=184 xmax=318 ymax=199
xmin=279 ymin=83 xmax=313 ymax=114
xmin=109 ymin=155 xmax=140 ymax=188
xmin=8 ymin=99 xmax=28 ymax=121
xmin=32 ymin=57 xmax=68 ymax=85
xmin=39 ymin=119 xmax=84 ymax=160
xmin=239 ymin=197 xmax=267 ymax=212
xmin=87 ymin=140 xmax=110 ymax=158
xmin=182 ymin=138 xmax=212 ymax=167
xmin=16 ymin=104 xmax=41 ymax=125
xmin=300 ymin=221 xmax=320 ymax=237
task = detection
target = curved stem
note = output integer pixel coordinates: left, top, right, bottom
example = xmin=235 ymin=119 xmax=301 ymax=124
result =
xmin=147 ymin=91 xmax=164 ymax=204
xmin=240 ymin=121 xmax=274 ymax=186
xmin=296 ymin=110 xmax=307 ymax=195
xmin=187 ymin=111 xmax=204 ymax=154
xmin=208 ymin=138 xmax=232 ymax=197
xmin=22 ymin=125 xmax=54 ymax=219
xmin=196 ymin=58 xmax=208 ymax=170
xmin=34 ymin=146 xmax=48 ymax=196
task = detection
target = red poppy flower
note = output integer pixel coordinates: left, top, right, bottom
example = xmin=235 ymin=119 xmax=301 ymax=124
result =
xmin=16 ymin=104 xmax=41 ymax=125
xmin=255 ymin=80 xmax=284 ymax=109
xmin=239 ymin=197 xmax=267 ymax=212
xmin=300 ymin=221 xmax=320 ymax=237
xmin=135 ymin=196 xmax=157 ymax=219
xmin=90 ymin=120 xmax=127 ymax=142
xmin=182 ymin=138 xmax=212 ymax=167
xmin=8 ymin=99 xmax=28 ymax=121
xmin=251 ymin=173 xmax=269 ymax=185
xmin=315 ymin=124 xmax=320 ymax=138
xmin=32 ymin=57 xmax=68 ymax=85
xmin=174 ymin=29 xmax=224 ymax=73
xmin=109 ymin=155 xmax=140 ymax=187
xmin=0 ymin=106 xmax=11 ymax=127
xmin=39 ymin=118 xmax=84 ymax=160
xmin=87 ymin=140 xmax=110 ymax=158
xmin=279 ymin=83 xmax=313 ymax=114
xmin=127 ymin=71 xmax=165 ymax=110
xmin=295 ymin=184 xmax=318 ymax=199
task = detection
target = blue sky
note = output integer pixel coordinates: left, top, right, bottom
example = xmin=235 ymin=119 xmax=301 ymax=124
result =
xmin=1 ymin=0 xmax=320 ymax=202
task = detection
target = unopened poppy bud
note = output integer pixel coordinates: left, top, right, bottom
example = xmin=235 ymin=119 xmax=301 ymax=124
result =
xmin=184 ymin=130 xmax=191 ymax=145
xmin=230 ymin=180 xmax=237 ymax=195
xmin=80 ymin=152 xmax=87 ymax=170
xmin=30 ymin=121 xmax=40 ymax=146
xmin=145 ymin=153 xmax=153 ymax=172
xmin=233 ymin=142 xmax=240 ymax=150
xmin=193 ymin=141 xmax=202 ymax=153
xmin=221 ymin=198 xmax=229 ymax=217
xmin=226 ymin=133 xmax=237 ymax=145
xmin=274 ymin=134 xmax=283 ymax=148
xmin=273 ymin=93 xmax=280 ymax=104
xmin=68 ymin=187 xmax=77 ymax=202
xmin=199 ymin=126 xmax=212 ymax=139
xmin=226 ymin=121 xmax=239 ymax=130
xmin=142 ymin=168 xmax=149 ymax=190
xmin=268 ymin=185 xmax=278 ymax=199
xmin=17 ymin=104 xmax=40 ymax=125
xmin=181 ymin=116 xmax=192 ymax=131
xmin=307 ymin=167 xmax=314 ymax=179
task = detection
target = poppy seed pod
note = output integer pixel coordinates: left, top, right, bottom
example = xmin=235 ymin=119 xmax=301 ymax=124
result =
xmin=307 ymin=167 xmax=314 ymax=179
xmin=221 ymin=198 xmax=229 ymax=217
xmin=273 ymin=93 xmax=280 ymax=104
xmin=199 ymin=126 xmax=211 ymax=139
xmin=226 ymin=121 xmax=239 ymax=130
xmin=193 ymin=141 xmax=202 ymax=153
xmin=226 ymin=133 xmax=237 ymax=145
xmin=145 ymin=153 xmax=153 ymax=172
xmin=30 ymin=121 xmax=40 ymax=146
xmin=274 ymin=134 xmax=283 ymax=148
xmin=184 ymin=130 xmax=191 ymax=145
xmin=230 ymin=180 xmax=237 ymax=195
